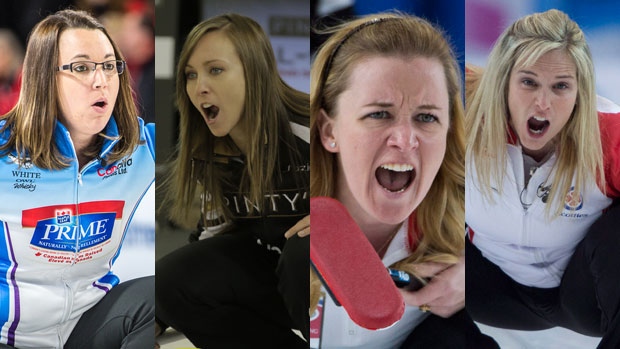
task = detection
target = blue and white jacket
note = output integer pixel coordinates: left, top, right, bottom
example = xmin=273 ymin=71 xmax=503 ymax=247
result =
xmin=0 ymin=117 xmax=155 ymax=348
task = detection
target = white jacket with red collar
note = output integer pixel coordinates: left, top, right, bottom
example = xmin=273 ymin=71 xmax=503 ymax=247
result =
xmin=466 ymin=96 xmax=620 ymax=288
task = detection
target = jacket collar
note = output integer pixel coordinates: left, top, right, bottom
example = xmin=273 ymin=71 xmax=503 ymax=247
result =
xmin=53 ymin=116 xmax=120 ymax=160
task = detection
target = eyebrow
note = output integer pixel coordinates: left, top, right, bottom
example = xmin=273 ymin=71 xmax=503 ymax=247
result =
xmin=417 ymin=104 xmax=443 ymax=111
xmin=363 ymin=102 xmax=394 ymax=108
xmin=363 ymin=102 xmax=443 ymax=111
xmin=517 ymin=69 xmax=575 ymax=80
xmin=185 ymin=59 xmax=224 ymax=69
xmin=70 ymin=53 xmax=116 ymax=61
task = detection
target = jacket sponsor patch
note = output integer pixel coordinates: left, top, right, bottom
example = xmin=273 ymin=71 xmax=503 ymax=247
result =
xmin=21 ymin=201 xmax=125 ymax=259
xmin=97 ymin=157 xmax=133 ymax=179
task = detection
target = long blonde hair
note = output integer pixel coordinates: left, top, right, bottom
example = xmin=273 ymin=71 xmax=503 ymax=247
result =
xmin=163 ymin=13 xmax=309 ymax=224
xmin=310 ymin=12 xmax=465 ymax=310
xmin=466 ymin=9 xmax=604 ymax=217
xmin=0 ymin=9 xmax=139 ymax=169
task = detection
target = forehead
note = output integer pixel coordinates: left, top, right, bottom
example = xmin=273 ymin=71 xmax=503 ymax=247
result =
xmin=188 ymin=30 xmax=239 ymax=64
xmin=343 ymin=56 xmax=449 ymax=106
xmin=515 ymin=49 xmax=576 ymax=75
xmin=58 ymin=28 xmax=114 ymax=61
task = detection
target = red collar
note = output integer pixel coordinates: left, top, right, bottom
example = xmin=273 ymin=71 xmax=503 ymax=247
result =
xmin=507 ymin=123 xmax=518 ymax=145
xmin=407 ymin=213 xmax=422 ymax=252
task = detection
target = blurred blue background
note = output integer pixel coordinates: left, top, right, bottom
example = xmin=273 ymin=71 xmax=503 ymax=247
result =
xmin=312 ymin=0 xmax=465 ymax=80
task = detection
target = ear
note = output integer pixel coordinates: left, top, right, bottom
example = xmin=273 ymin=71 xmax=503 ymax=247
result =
xmin=318 ymin=109 xmax=339 ymax=153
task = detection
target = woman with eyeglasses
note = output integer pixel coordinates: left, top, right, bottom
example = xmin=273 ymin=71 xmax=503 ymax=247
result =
xmin=155 ymin=13 xmax=309 ymax=348
xmin=0 ymin=9 xmax=155 ymax=349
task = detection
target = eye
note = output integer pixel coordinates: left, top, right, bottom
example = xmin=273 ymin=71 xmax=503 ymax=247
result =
xmin=103 ymin=61 xmax=116 ymax=71
xmin=521 ymin=78 xmax=537 ymax=87
xmin=365 ymin=110 xmax=390 ymax=119
xmin=72 ymin=62 xmax=90 ymax=73
xmin=185 ymin=71 xmax=197 ymax=80
xmin=416 ymin=113 xmax=438 ymax=123
xmin=210 ymin=67 xmax=223 ymax=75
xmin=554 ymin=82 xmax=569 ymax=90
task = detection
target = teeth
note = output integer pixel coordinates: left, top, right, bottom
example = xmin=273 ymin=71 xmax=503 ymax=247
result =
xmin=530 ymin=129 xmax=543 ymax=134
xmin=380 ymin=163 xmax=413 ymax=172
xmin=201 ymin=103 xmax=212 ymax=109
xmin=532 ymin=116 xmax=546 ymax=121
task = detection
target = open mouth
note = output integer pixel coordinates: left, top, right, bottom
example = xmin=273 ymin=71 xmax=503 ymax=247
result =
xmin=202 ymin=103 xmax=220 ymax=120
xmin=527 ymin=116 xmax=549 ymax=135
xmin=93 ymin=101 xmax=107 ymax=108
xmin=375 ymin=163 xmax=415 ymax=193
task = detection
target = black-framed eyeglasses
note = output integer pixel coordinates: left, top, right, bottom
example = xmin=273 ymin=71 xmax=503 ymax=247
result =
xmin=56 ymin=60 xmax=126 ymax=79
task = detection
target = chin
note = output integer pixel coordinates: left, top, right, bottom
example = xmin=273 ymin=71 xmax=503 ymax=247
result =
xmin=372 ymin=203 xmax=414 ymax=225
xmin=207 ymin=127 xmax=228 ymax=138
xmin=522 ymin=139 xmax=549 ymax=152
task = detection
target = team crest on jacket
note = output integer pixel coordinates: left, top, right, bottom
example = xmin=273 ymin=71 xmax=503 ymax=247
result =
xmin=22 ymin=201 xmax=125 ymax=263
xmin=8 ymin=154 xmax=33 ymax=169
xmin=564 ymin=186 xmax=583 ymax=211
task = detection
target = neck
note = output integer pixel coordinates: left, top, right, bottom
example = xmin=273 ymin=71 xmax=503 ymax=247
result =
xmin=363 ymin=221 xmax=402 ymax=259
xmin=522 ymin=138 xmax=556 ymax=162
xmin=230 ymin=136 xmax=248 ymax=155
xmin=229 ymin=121 xmax=250 ymax=155
xmin=522 ymin=145 xmax=553 ymax=162
xmin=71 ymin=134 xmax=97 ymax=169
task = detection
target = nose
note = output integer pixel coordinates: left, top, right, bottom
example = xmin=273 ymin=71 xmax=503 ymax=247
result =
xmin=535 ymin=88 xmax=550 ymax=110
xmin=386 ymin=120 xmax=419 ymax=151
xmin=196 ymin=74 xmax=210 ymax=96
xmin=92 ymin=66 xmax=108 ymax=89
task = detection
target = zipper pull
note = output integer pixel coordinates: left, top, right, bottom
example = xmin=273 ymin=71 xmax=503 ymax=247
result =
xmin=78 ymin=173 xmax=83 ymax=185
